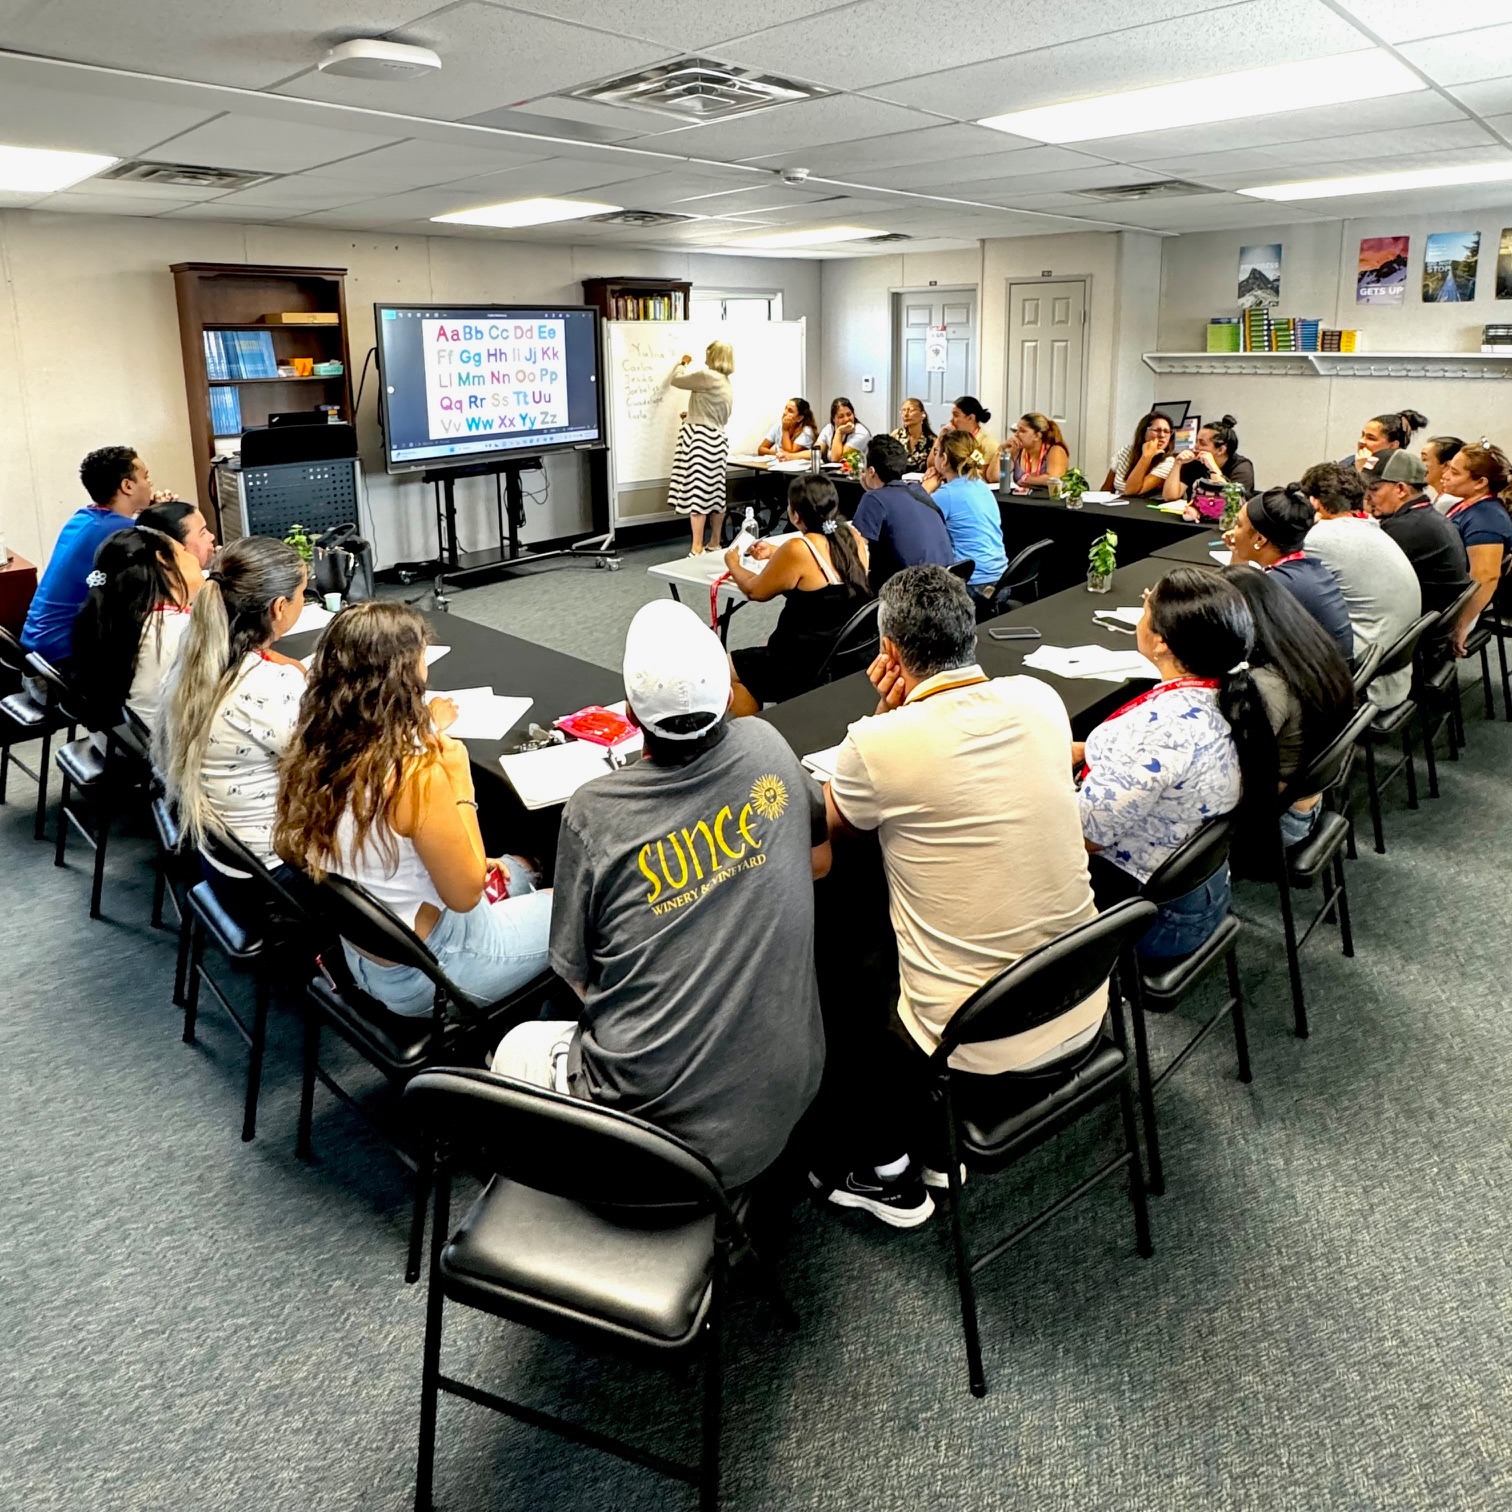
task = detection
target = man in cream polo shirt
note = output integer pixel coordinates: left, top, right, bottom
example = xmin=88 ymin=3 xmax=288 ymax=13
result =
xmin=811 ymin=565 xmax=1104 ymax=1228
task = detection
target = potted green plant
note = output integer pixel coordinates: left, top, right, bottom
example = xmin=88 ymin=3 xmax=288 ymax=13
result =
xmin=1220 ymin=479 xmax=1246 ymax=532
xmin=1061 ymin=464 xmax=1090 ymax=509
xmin=842 ymin=445 xmax=865 ymax=477
xmin=1087 ymin=529 xmax=1117 ymax=593
xmin=284 ymin=523 xmax=315 ymax=564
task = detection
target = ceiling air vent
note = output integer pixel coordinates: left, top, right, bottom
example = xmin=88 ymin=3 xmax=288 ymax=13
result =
xmin=570 ymin=59 xmax=829 ymax=122
xmin=587 ymin=210 xmax=697 ymax=227
xmin=99 ymin=160 xmax=277 ymax=191
xmin=864 ymin=232 xmax=912 ymax=243
xmin=1075 ymin=179 xmax=1209 ymax=202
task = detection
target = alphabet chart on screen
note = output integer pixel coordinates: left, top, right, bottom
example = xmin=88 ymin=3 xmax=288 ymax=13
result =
xmin=376 ymin=304 xmax=604 ymax=470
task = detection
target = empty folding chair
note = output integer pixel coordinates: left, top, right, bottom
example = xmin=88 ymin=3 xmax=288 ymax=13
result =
xmin=1415 ymin=583 xmax=1479 ymax=793
xmin=0 ymin=626 xmax=71 ymax=840
xmin=1356 ymin=613 xmax=1437 ymax=854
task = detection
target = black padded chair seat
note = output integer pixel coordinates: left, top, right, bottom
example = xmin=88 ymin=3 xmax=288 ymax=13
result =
xmin=1464 ymin=621 xmax=1493 ymax=655
xmin=955 ymin=1034 xmax=1127 ymax=1164
xmin=55 ymin=736 xmax=108 ymax=788
xmin=1138 ymin=912 xmax=1242 ymax=1005
xmin=151 ymin=796 xmax=183 ymax=855
xmin=306 ymin=974 xmax=434 ymax=1069
xmin=187 ymin=881 xmax=262 ymax=962
xmin=441 ymin=1173 xmax=715 ymax=1347
xmin=1366 ymin=697 xmax=1417 ymax=737
xmin=0 ymin=689 xmax=52 ymax=730
xmin=1288 ymin=811 xmax=1350 ymax=886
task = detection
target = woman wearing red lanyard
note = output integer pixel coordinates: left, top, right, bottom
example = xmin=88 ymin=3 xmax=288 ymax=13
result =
xmin=1435 ymin=443 xmax=1512 ymax=657
xmin=157 ymin=536 xmax=309 ymax=915
xmin=1004 ymin=411 xmax=1070 ymax=490
xmin=1075 ymin=568 xmax=1276 ymax=960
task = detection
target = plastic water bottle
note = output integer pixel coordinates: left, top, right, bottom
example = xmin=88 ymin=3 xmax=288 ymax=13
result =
xmin=742 ymin=506 xmax=758 ymax=540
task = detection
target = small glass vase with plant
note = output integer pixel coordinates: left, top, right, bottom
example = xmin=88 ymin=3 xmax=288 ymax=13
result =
xmin=1087 ymin=529 xmax=1117 ymax=593
xmin=842 ymin=446 xmax=865 ymax=477
xmin=1220 ymin=479 xmax=1246 ymax=532
xmin=284 ymin=523 xmax=315 ymax=564
xmin=1061 ymin=464 xmax=1089 ymax=509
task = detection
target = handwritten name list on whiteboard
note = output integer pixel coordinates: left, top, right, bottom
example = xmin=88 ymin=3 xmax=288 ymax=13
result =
xmin=422 ymin=318 xmax=567 ymax=438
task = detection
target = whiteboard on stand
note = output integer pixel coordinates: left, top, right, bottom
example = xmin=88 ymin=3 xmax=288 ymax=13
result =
xmin=604 ymin=319 xmax=806 ymax=530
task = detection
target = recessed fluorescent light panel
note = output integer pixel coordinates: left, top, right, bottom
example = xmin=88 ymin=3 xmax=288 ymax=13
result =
xmin=727 ymin=225 xmax=877 ymax=249
xmin=978 ymin=52 xmax=1422 ymax=144
xmin=0 ymin=144 xmax=117 ymax=192
xmin=431 ymin=197 xmax=621 ymax=228
xmin=1242 ymin=161 xmax=1512 ymax=201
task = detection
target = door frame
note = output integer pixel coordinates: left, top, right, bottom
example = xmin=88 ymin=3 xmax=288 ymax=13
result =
xmin=890 ymin=285 xmax=980 ymax=425
xmin=1003 ymin=275 xmax=1091 ymax=464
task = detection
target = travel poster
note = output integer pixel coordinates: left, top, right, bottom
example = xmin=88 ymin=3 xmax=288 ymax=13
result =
xmin=1237 ymin=244 xmax=1281 ymax=308
xmin=1356 ymin=236 xmax=1409 ymax=305
xmin=1497 ymin=229 xmax=1512 ymax=299
xmin=1422 ymin=231 xmax=1479 ymax=304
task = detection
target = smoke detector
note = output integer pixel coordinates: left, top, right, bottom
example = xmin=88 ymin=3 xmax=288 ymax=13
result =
xmin=318 ymin=39 xmax=443 ymax=80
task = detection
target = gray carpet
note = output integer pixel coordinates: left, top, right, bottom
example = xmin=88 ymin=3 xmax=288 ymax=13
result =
xmin=2 ymin=560 xmax=1509 ymax=1511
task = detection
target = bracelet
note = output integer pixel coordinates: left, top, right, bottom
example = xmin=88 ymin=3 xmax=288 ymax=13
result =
xmin=457 ymin=798 xmax=478 ymax=809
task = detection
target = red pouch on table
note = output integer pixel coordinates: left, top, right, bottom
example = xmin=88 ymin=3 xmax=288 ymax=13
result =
xmin=555 ymin=705 xmax=636 ymax=747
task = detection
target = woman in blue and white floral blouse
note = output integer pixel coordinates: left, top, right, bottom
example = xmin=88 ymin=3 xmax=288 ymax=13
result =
xmin=1075 ymin=567 xmax=1277 ymax=959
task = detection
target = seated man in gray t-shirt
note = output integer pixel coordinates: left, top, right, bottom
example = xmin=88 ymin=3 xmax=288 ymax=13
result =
xmin=491 ymin=599 xmax=830 ymax=1190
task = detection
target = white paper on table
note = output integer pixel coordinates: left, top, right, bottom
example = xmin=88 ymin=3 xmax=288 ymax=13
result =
xmin=1210 ymin=548 xmax=1233 ymax=566
xmin=1082 ymin=490 xmax=1122 ymax=504
xmin=1152 ymin=501 xmax=1190 ymax=515
xmin=499 ymin=731 xmax=645 ymax=810
xmin=1023 ymin=644 xmax=1161 ymax=682
xmin=287 ymin=603 xmax=333 ymax=638
xmin=424 ymin=645 xmax=449 ymax=667
xmin=801 ymin=743 xmax=845 ymax=784
xmin=767 ymin=460 xmax=810 ymax=473
xmin=1092 ymin=605 xmax=1144 ymax=628
xmin=728 ymin=453 xmax=768 ymax=467
xmin=426 ymin=688 xmax=533 ymax=741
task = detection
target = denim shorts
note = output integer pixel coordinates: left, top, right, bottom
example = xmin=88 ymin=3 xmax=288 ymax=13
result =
xmin=344 ymin=858 xmax=552 ymax=1016
xmin=1137 ymin=864 xmax=1232 ymax=961
xmin=1279 ymin=804 xmax=1320 ymax=849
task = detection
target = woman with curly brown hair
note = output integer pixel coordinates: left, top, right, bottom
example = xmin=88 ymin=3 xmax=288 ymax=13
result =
xmin=274 ymin=601 xmax=551 ymax=1015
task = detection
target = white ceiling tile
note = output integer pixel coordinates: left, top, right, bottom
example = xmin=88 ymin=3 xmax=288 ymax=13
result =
xmin=1135 ymin=147 xmax=1302 ymax=178
xmin=300 ymin=138 xmax=555 ymax=191
xmin=1449 ymin=80 xmax=1512 ymax=119
xmin=61 ymin=177 xmax=230 ymax=204
xmin=742 ymin=123 xmax=1034 ymax=177
xmin=0 ymin=0 xmax=433 ymax=90
xmin=0 ymin=78 xmax=219 ymax=157
xmin=868 ymin=0 xmax=1374 ymax=122
xmin=143 ymin=114 xmax=404 ymax=174
xmin=437 ymin=157 xmax=668 ymax=200
xmin=158 ymin=201 xmax=310 ymax=222
xmin=205 ymin=176 xmax=380 ymax=210
xmin=881 ymin=145 xmax=1107 ymax=193
xmin=29 ymin=190 xmax=203 ymax=216
xmin=716 ymin=0 xmax=1232 ymax=91
xmin=476 ymin=96 xmax=670 ymax=142
xmin=274 ymin=3 xmax=672 ymax=122
xmin=621 ymin=94 xmax=948 ymax=161
xmin=1333 ymin=2 xmax=1512 ymax=44
xmin=1400 ymin=24 xmax=1512 ymax=86
xmin=497 ymin=0 xmax=838 ymax=50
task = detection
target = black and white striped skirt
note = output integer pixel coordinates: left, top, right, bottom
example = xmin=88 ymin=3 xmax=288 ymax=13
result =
xmin=667 ymin=422 xmax=729 ymax=516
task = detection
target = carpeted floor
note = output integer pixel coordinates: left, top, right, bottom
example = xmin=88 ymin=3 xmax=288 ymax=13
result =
xmin=2 ymin=550 xmax=1508 ymax=1511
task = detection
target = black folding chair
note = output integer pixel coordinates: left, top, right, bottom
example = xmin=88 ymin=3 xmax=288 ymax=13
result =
xmin=403 ymin=1068 xmax=797 ymax=1512
xmin=0 ymin=626 xmax=70 ymax=840
xmin=1356 ymin=613 xmax=1437 ymax=854
xmin=1349 ymin=642 xmax=1383 ymax=700
xmin=1461 ymin=552 xmax=1512 ymax=722
xmin=928 ymin=897 xmax=1156 ymax=1397
xmin=1415 ymin=582 xmax=1479 ymax=792
xmin=299 ymin=872 xmax=554 ymax=1282
xmin=1124 ymin=816 xmax=1249 ymax=1196
xmin=182 ymin=827 xmax=321 ymax=1143
xmin=1247 ymin=702 xmax=1378 ymax=1038
xmin=814 ymin=598 xmax=881 ymax=684
xmin=977 ymin=537 xmax=1055 ymax=621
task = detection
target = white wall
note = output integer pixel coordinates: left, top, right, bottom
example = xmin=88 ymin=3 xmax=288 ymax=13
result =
xmin=1157 ymin=208 xmax=1512 ymax=485
xmin=0 ymin=209 xmax=821 ymax=568
xmin=820 ymin=232 xmax=1163 ymax=480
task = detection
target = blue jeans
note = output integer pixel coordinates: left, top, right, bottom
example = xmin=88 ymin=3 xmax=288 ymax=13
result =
xmin=344 ymin=858 xmax=552 ymax=1016
xmin=1137 ymin=865 xmax=1232 ymax=961
xmin=1279 ymin=804 xmax=1319 ymax=849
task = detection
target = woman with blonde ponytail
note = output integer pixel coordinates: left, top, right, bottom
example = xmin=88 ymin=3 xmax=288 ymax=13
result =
xmin=923 ymin=427 xmax=1007 ymax=605
xmin=156 ymin=536 xmax=307 ymax=891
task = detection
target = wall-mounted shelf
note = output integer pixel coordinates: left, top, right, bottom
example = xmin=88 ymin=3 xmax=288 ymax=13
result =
xmin=1144 ymin=351 xmax=1512 ymax=380
xmin=207 ymin=375 xmax=345 ymax=385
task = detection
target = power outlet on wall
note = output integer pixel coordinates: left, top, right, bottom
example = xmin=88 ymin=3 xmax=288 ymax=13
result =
xmin=861 ymin=376 xmax=874 ymax=392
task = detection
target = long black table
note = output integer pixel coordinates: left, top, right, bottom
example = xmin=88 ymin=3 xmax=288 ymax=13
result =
xmin=1151 ymin=531 xmax=1231 ymax=568
xmin=999 ymin=491 xmax=1206 ymax=594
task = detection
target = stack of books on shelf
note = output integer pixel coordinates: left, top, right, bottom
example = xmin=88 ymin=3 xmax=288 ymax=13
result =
xmin=209 ymin=385 xmax=242 ymax=439
xmin=1319 ymin=329 xmax=1361 ymax=352
xmin=1242 ymin=307 xmax=1271 ymax=351
xmin=1480 ymin=323 xmax=1512 ymax=354
xmin=1207 ymin=317 xmax=1241 ymax=352
xmin=609 ymin=291 xmax=687 ymax=320
xmin=203 ymin=329 xmax=278 ymax=379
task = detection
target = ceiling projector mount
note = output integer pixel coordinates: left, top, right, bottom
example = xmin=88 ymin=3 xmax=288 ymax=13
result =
xmin=318 ymin=39 xmax=443 ymax=80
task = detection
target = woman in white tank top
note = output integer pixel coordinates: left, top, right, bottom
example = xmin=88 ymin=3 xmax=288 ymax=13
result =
xmin=275 ymin=602 xmax=551 ymax=1016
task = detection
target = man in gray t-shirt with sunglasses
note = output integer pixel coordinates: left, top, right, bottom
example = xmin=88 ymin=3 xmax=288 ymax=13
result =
xmin=491 ymin=600 xmax=829 ymax=1189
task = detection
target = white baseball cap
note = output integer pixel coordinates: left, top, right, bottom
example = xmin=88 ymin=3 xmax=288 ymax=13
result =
xmin=623 ymin=599 xmax=731 ymax=739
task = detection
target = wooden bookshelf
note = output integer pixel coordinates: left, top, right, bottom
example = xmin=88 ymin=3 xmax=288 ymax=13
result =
xmin=171 ymin=262 xmax=354 ymax=507
xmin=581 ymin=275 xmax=692 ymax=322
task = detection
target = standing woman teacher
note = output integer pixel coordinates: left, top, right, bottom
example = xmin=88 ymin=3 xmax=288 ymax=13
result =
xmin=667 ymin=341 xmax=736 ymax=557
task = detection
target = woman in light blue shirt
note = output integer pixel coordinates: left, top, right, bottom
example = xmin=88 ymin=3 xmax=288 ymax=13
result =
xmin=927 ymin=428 xmax=1007 ymax=601
xmin=815 ymin=396 xmax=872 ymax=463
xmin=758 ymin=396 xmax=817 ymax=459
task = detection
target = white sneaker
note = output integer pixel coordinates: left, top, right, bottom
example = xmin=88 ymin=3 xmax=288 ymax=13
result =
xmin=810 ymin=1166 xmax=935 ymax=1228
xmin=921 ymin=1164 xmax=968 ymax=1191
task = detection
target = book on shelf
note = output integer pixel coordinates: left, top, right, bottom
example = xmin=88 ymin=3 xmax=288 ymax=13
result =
xmin=208 ymin=385 xmax=242 ymax=436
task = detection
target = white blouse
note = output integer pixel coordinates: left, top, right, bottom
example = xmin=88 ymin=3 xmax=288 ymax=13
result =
xmin=128 ymin=605 xmax=192 ymax=731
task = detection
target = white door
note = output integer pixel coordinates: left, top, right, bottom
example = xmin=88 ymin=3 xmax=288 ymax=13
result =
xmin=1005 ymin=279 xmax=1087 ymax=462
xmin=893 ymin=289 xmax=976 ymax=434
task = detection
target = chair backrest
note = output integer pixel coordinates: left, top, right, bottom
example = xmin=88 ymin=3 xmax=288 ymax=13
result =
xmin=936 ymin=898 xmax=1156 ymax=1056
xmin=816 ymin=597 xmax=881 ymax=684
xmin=1371 ymin=611 xmax=1438 ymax=681
xmin=1350 ymin=642 xmax=1383 ymax=698
xmin=947 ymin=559 xmax=975 ymax=583
xmin=403 ymin=1067 xmax=730 ymax=1219
xmin=22 ymin=652 xmax=87 ymax=726
xmin=1284 ymin=699 xmax=1378 ymax=804
xmin=0 ymin=626 xmax=28 ymax=678
xmin=1141 ymin=813 xmax=1234 ymax=907
xmin=200 ymin=824 xmax=315 ymax=923
xmin=990 ymin=536 xmax=1055 ymax=605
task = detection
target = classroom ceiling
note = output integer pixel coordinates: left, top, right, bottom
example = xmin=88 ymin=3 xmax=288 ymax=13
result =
xmin=2 ymin=1 xmax=1512 ymax=253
